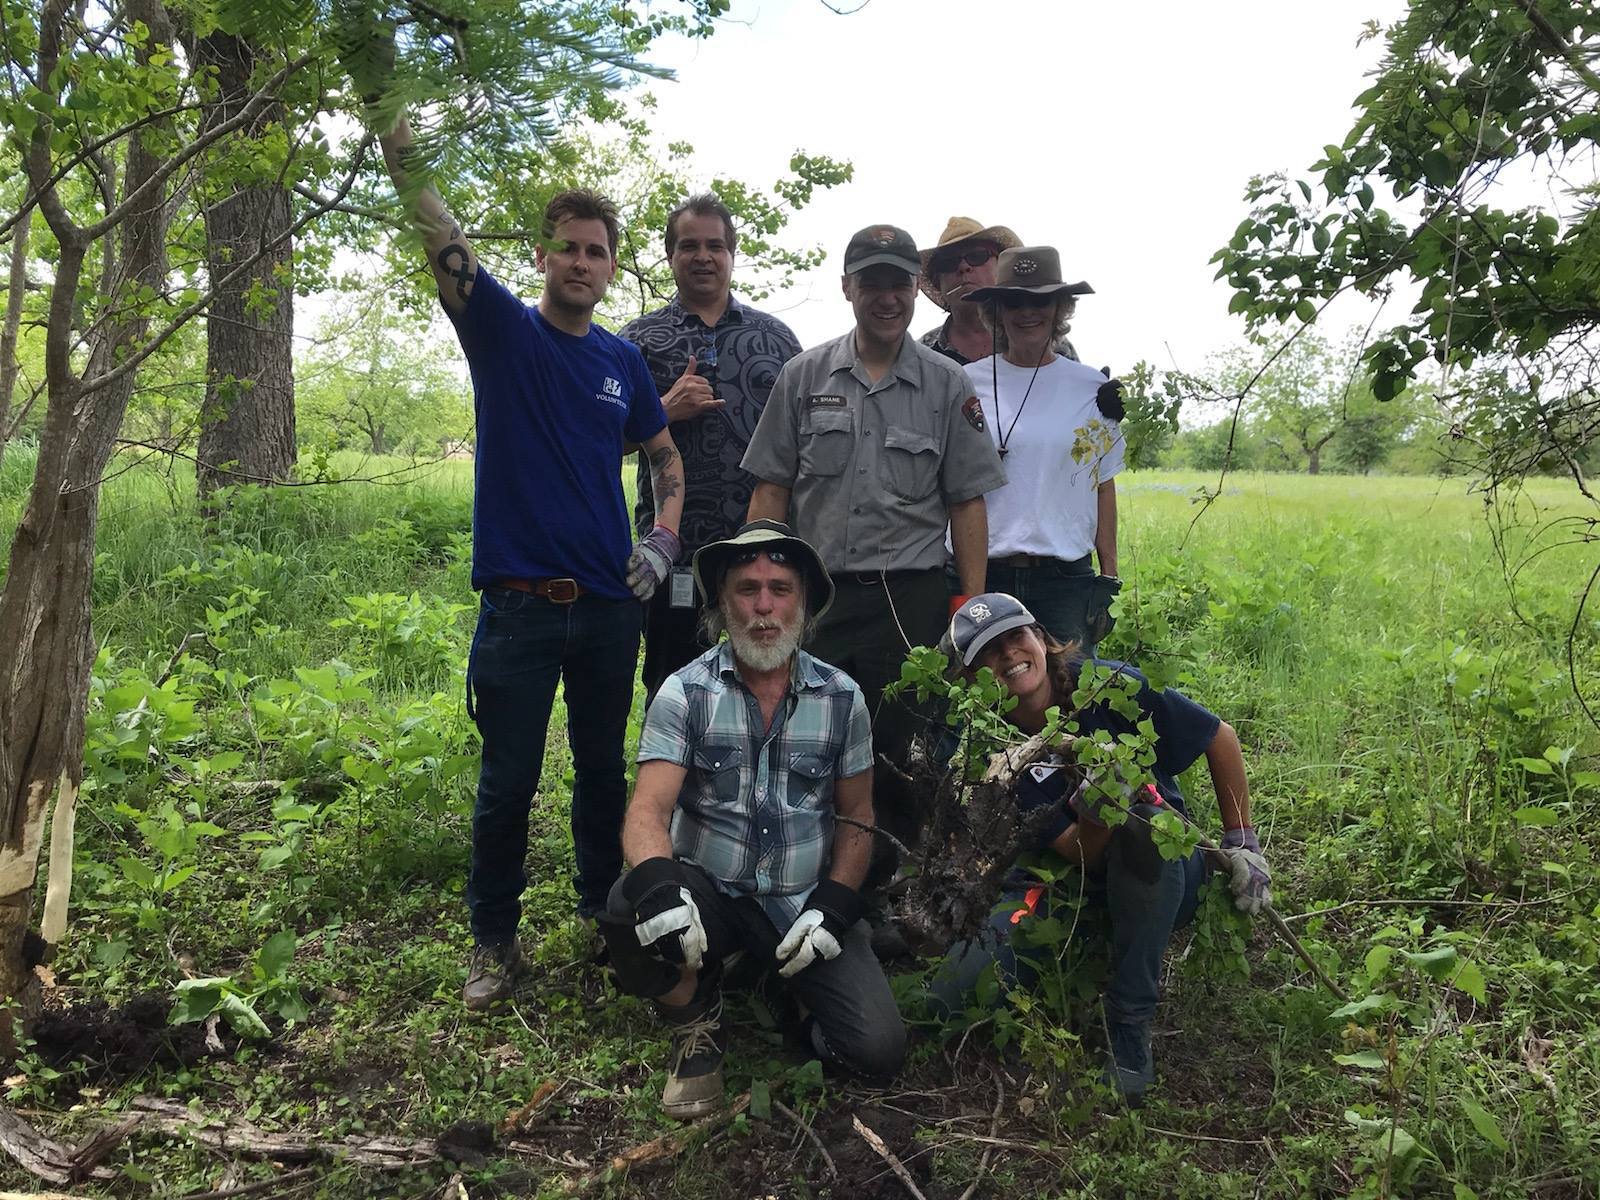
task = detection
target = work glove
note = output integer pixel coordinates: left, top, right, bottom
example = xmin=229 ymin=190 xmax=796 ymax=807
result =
xmin=625 ymin=525 xmax=680 ymax=602
xmin=622 ymin=858 xmax=706 ymax=969
xmin=775 ymin=879 xmax=863 ymax=979
xmin=1095 ymin=367 xmax=1125 ymax=422
xmin=1068 ymin=772 xmax=1147 ymax=828
xmin=1217 ymin=827 xmax=1272 ymax=916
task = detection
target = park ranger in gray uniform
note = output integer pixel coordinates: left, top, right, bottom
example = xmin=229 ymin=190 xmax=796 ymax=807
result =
xmin=743 ymin=223 xmax=1006 ymax=883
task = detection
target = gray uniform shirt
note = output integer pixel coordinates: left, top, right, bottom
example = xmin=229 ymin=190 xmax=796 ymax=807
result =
xmin=741 ymin=330 xmax=1007 ymax=573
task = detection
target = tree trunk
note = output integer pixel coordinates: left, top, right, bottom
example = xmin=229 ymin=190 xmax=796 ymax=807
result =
xmin=0 ymin=212 xmax=31 ymax=466
xmin=0 ymin=0 xmax=171 ymax=1057
xmin=1307 ymin=447 xmax=1321 ymax=475
xmin=192 ymin=31 xmax=295 ymax=498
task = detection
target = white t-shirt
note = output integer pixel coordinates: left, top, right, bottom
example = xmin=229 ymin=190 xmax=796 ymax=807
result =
xmin=958 ymin=355 xmax=1123 ymax=560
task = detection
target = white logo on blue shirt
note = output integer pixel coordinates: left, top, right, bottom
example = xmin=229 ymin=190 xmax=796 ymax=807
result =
xmin=603 ymin=376 xmax=622 ymax=397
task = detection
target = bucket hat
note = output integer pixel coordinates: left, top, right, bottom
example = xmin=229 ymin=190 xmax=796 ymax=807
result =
xmin=965 ymin=246 xmax=1094 ymax=304
xmin=691 ymin=520 xmax=834 ymax=619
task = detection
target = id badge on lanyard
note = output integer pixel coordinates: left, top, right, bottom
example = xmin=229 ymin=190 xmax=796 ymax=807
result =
xmin=668 ymin=567 xmax=696 ymax=609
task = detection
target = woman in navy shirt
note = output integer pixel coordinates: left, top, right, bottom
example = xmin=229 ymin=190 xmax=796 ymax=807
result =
xmin=931 ymin=593 xmax=1272 ymax=1103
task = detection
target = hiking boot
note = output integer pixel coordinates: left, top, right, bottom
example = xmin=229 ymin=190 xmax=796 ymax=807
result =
xmin=1103 ymin=1018 xmax=1154 ymax=1105
xmin=658 ymin=990 xmax=728 ymax=1120
xmin=463 ymin=939 xmax=523 ymax=1012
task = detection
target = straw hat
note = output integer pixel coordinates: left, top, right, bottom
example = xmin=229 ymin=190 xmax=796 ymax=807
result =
xmin=917 ymin=216 xmax=1022 ymax=308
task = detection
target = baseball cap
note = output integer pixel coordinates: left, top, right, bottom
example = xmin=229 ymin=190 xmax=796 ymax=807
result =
xmin=842 ymin=224 xmax=921 ymax=276
xmin=946 ymin=592 xmax=1039 ymax=666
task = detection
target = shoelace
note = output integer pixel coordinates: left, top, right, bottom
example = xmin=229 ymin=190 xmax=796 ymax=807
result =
xmin=672 ymin=998 xmax=723 ymax=1065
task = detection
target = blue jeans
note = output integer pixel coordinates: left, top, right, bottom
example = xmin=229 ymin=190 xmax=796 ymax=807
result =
xmin=981 ymin=558 xmax=1117 ymax=653
xmin=466 ymin=586 xmax=642 ymax=940
xmin=930 ymin=831 xmax=1207 ymax=1025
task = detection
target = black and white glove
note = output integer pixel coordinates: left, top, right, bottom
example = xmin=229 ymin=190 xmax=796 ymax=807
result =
xmin=775 ymin=880 xmax=863 ymax=979
xmin=1095 ymin=367 xmax=1126 ymax=422
xmin=622 ymin=858 xmax=706 ymax=969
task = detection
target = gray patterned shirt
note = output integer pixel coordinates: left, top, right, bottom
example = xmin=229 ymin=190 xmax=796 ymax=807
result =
xmin=639 ymin=641 xmax=873 ymax=928
xmin=621 ymin=295 xmax=801 ymax=553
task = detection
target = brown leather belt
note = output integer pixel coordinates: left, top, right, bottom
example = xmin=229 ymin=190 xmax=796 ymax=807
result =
xmin=497 ymin=577 xmax=584 ymax=603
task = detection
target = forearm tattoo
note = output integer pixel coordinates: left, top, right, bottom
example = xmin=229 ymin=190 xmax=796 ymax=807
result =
xmin=436 ymin=241 xmax=475 ymax=303
xmin=648 ymin=445 xmax=682 ymax=505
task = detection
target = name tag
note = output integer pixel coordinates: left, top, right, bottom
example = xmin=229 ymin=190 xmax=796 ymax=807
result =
xmin=807 ymin=394 xmax=848 ymax=408
xmin=669 ymin=568 xmax=697 ymax=609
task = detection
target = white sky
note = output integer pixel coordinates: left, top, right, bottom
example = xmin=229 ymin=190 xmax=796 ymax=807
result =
xmin=633 ymin=0 xmax=1409 ymax=374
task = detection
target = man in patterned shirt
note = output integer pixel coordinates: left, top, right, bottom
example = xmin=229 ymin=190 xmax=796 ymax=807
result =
xmin=621 ymin=195 xmax=803 ymax=701
xmin=598 ymin=520 xmax=905 ymax=1119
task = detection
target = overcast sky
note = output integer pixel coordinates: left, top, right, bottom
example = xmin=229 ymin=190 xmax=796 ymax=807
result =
xmin=632 ymin=0 xmax=1409 ymax=375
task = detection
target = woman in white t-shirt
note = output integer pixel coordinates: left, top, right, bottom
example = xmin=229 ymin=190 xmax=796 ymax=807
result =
xmin=960 ymin=245 xmax=1123 ymax=649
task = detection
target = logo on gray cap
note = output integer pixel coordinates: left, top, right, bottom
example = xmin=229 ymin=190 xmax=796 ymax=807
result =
xmin=969 ymin=602 xmax=992 ymax=623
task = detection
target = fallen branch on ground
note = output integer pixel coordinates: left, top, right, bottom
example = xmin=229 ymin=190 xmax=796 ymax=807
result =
xmin=851 ymin=1113 xmax=929 ymax=1200
xmin=127 ymin=1097 xmax=444 ymax=1167
xmin=773 ymin=1099 xmax=836 ymax=1181
xmin=559 ymin=1093 xmax=750 ymax=1194
xmin=0 ymin=1102 xmax=116 ymax=1185
xmin=956 ymin=1075 xmax=1005 ymax=1200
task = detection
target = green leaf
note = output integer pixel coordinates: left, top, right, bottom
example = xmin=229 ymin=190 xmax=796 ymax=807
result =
xmin=170 ymin=978 xmax=227 ymax=1024
xmin=117 ymin=856 xmax=158 ymax=890
xmin=750 ymin=1078 xmax=771 ymax=1121
xmin=1450 ymin=960 xmax=1487 ymax=1004
xmin=1364 ymin=944 xmax=1394 ymax=979
xmin=161 ymin=866 xmax=197 ymax=893
xmin=1513 ymin=757 xmax=1554 ymax=776
xmin=1334 ymin=1050 xmax=1386 ymax=1070
xmin=1404 ymin=946 xmax=1459 ymax=981
xmin=1329 ymin=992 xmax=1394 ymax=1020
xmin=256 ymin=930 xmax=297 ymax=981
xmin=218 ymin=993 xmax=272 ymax=1039
xmin=1512 ymin=806 xmax=1559 ymax=826
xmin=1295 ymin=298 xmax=1317 ymax=323
xmin=1459 ymin=1097 xmax=1508 ymax=1150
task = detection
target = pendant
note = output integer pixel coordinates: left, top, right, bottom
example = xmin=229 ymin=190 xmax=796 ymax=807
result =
xmin=998 ymin=447 xmax=1009 ymax=459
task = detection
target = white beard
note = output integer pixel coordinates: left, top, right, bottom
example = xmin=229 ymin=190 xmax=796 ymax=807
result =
xmin=728 ymin=619 xmax=804 ymax=673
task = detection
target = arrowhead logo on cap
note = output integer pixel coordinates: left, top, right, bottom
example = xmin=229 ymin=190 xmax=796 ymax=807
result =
xmin=872 ymin=226 xmax=897 ymax=244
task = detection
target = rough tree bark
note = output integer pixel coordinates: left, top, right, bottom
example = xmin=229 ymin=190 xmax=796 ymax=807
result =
xmin=0 ymin=0 xmax=173 ymax=1058
xmin=0 ymin=213 xmax=31 ymax=466
xmin=192 ymin=30 xmax=296 ymax=498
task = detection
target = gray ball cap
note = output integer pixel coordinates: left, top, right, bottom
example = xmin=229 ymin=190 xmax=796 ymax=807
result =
xmin=947 ymin=592 xmax=1039 ymax=666
xmin=691 ymin=519 xmax=835 ymax=619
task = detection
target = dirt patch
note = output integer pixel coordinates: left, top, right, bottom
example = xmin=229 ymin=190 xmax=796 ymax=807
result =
xmin=30 ymin=994 xmax=227 ymax=1093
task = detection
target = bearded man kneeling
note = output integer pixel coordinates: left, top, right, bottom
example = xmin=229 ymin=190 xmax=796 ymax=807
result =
xmin=598 ymin=520 xmax=906 ymax=1119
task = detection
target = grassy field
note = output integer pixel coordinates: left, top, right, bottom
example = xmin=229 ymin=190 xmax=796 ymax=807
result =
xmin=1 ymin=448 xmax=1596 ymax=1198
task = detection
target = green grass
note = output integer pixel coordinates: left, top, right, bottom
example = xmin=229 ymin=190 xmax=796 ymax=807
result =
xmin=2 ymin=457 xmax=1597 ymax=1198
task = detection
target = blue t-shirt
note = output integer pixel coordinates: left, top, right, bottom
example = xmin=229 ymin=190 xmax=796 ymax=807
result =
xmin=1014 ymin=660 xmax=1222 ymax=848
xmin=445 ymin=268 xmax=668 ymax=598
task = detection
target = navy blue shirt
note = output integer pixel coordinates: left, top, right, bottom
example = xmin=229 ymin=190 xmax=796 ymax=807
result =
xmin=1014 ymin=661 xmax=1222 ymax=848
xmin=445 ymin=268 xmax=668 ymax=598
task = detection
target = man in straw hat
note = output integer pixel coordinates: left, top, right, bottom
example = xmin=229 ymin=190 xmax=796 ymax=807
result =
xmin=599 ymin=520 xmax=906 ymax=1119
xmin=919 ymin=216 xmax=1124 ymax=423
xmin=741 ymin=223 xmax=1007 ymax=885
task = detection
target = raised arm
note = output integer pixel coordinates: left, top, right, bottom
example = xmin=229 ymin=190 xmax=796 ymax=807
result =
xmin=377 ymin=115 xmax=479 ymax=314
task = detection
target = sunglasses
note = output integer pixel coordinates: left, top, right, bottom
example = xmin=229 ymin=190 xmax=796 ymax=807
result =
xmin=931 ymin=246 xmax=997 ymax=275
xmin=998 ymin=293 xmax=1057 ymax=309
xmin=732 ymin=548 xmax=791 ymax=566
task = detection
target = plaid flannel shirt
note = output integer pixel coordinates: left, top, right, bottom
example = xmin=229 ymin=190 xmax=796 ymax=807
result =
xmin=638 ymin=641 xmax=873 ymax=928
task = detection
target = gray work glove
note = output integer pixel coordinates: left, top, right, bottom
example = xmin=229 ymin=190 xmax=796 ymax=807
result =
xmin=625 ymin=525 xmax=680 ymax=602
xmin=1218 ymin=827 xmax=1272 ymax=915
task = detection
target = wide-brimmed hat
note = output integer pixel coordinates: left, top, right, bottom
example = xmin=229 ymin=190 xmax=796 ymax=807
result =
xmin=918 ymin=217 xmax=1022 ymax=308
xmin=692 ymin=520 xmax=834 ymax=619
xmin=965 ymin=246 xmax=1094 ymax=304
xmin=946 ymin=592 xmax=1039 ymax=667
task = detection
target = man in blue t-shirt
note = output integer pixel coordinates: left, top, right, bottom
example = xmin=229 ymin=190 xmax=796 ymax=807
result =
xmin=375 ymin=112 xmax=685 ymax=1011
